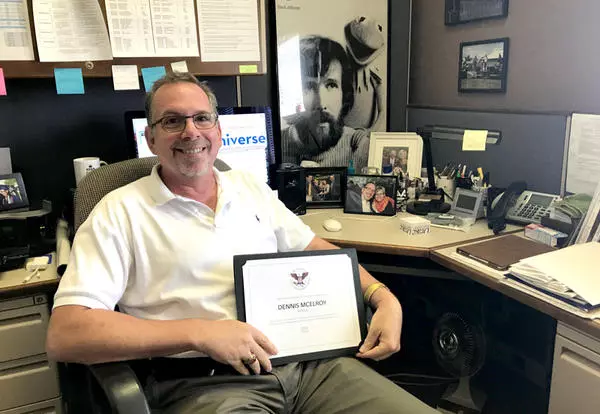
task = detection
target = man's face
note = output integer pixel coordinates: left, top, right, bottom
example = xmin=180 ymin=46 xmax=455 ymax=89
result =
xmin=362 ymin=183 xmax=375 ymax=201
xmin=145 ymin=82 xmax=222 ymax=179
xmin=0 ymin=189 xmax=7 ymax=197
xmin=301 ymin=60 xmax=344 ymax=144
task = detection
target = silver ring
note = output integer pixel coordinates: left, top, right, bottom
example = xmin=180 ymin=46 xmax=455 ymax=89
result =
xmin=243 ymin=353 xmax=257 ymax=365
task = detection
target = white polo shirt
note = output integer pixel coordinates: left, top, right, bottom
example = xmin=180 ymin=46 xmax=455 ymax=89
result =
xmin=54 ymin=165 xmax=315 ymax=323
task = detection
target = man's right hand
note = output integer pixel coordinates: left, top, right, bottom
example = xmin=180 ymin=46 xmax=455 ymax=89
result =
xmin=194 ymin=320 xmax=278 ymax=375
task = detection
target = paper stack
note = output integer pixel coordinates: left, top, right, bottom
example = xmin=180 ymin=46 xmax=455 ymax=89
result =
xmin=575 ymin=179 xmax=600 ymax=244
xmin=508 ymin=242 xmax=600 ymax=313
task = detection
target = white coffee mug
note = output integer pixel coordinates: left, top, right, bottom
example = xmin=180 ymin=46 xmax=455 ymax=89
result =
xmin=73 ymin=157 xmax=107 ymax=185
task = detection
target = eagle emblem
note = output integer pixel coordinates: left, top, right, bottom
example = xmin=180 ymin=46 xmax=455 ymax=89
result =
xmin=290 ymin=268 xmax=310 ymax=289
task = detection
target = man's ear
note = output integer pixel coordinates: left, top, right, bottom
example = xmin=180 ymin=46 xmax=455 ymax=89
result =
xmin=145 ymin=125 xmax=157 ymax=155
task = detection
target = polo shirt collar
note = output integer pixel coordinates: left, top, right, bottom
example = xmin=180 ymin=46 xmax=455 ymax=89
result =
xmin=147 ymin=164 xmax=233 ymax=207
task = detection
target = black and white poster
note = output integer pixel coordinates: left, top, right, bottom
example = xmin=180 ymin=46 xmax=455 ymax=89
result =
xmin=276 ymin=0 xmax=388 ymax=172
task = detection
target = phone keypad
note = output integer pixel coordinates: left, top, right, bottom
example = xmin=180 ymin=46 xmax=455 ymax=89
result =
xmin=519 ymin=205 xmax=548 ymax=221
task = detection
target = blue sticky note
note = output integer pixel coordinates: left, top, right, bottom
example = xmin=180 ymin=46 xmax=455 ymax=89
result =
xmin=54 ymin=68 xmax=85 ymax=95
xmin=142 ymin=66 xmax=166 ymax=92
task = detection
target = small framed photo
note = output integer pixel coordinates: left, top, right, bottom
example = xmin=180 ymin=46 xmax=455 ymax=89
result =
xmin=305 ymin=167 xmax=347 ymax=209
xmin=368 ymin=132 xmax=423 ymax=179
xmin=459 ymin=38 xmax=509 ymax=93
xmin=445 ymin=0 xmax=509 ymax=26
xmin=344 ymin=174 xmax=397 ymax=216
xmin=0 ymin=173 xmax=29 ymax=212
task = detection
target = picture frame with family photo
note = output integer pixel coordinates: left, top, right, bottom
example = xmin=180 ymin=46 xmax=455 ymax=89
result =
xmin=305 ymin=167 xmax=347 ymax=208
xmin=367 ymin=132 xmax=423 ymax=179
xmin=344 ymin=174 xmax=397 ymax=216
xmin=0 ymin=172 xmax=29 ymax=213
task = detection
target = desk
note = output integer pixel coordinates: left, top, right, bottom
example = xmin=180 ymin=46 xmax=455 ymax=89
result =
xmin=301 ymin=209 xmax=521 ymax=257
xmin=0 ymin=254 xmax=60 ymax=299
xmin=0 ymin=255 xmax=62 ymax=413
xmin=302 ymin=209 xmax=600 ymax=414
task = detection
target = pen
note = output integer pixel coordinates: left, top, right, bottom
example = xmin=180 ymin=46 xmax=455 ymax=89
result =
xmin=483 ymin=172 xmax=490 ymax=187
xmin=461 ymin=165 xmax=467 ymax=178
xmin=477 ymin=167 xmax=484 ymax=180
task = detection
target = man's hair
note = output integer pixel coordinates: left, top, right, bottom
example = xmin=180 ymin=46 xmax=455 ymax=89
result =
xmin=364 ymin=181 xmax=375 ymax=189
xmin=300 ymin=36 xmax=354 ymax=118
xmin=144 ymin=72 xmax=219 ymax=125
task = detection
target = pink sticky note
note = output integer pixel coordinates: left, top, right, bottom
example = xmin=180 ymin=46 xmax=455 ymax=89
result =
xmin=0 ymin=68 xmax=6 ymax=96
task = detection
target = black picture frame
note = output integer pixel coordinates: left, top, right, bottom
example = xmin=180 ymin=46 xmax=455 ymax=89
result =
xmin=0 ymin=173 xmax=29 ymax=212
xmin=458 ymin=37 xmax=509 ymax=93
xmin=233 ymin=248 xmax=367 ymax=366
xmin=344 ymin=174 xmax=397 ymax=216
xmin=305 ymin=167 xmax=347 ymax=209
xmin=445 ymin=0 xmax=509 ymax=26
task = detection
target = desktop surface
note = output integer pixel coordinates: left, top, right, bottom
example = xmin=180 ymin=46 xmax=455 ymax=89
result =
xmin=0 ymin=252 xmax=59 ymax=296
xmin=300 ymin=209 xmax=521 ymax=256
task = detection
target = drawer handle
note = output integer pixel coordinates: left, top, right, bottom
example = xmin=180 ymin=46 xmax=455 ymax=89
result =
xmin=0 ymin=314 xmax=42 ymax=330
xmin=0 ymin=361 xmax=50 ymax=380
xmin=562 ymin=350 xmax=600 ymax=376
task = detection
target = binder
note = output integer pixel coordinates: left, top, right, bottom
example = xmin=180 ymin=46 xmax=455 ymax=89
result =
xmin=456 ymin=235 xmax=555 ymax=271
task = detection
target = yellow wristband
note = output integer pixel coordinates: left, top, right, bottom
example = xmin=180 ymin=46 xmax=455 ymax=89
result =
xmin=363 ymin=282 xmax=388 ymax=305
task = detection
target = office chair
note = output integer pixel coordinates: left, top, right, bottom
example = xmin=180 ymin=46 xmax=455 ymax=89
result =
xmin=68 ymin=156 xmax=230 ymax=414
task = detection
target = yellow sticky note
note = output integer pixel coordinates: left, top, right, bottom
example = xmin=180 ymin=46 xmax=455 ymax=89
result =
xmin=239 ymin=64 xmax=258 ymax=74
xmin=171 ymin=61 xmax=189 ymax=73
xmin=462 ymin=130 xmax=488 ymax=151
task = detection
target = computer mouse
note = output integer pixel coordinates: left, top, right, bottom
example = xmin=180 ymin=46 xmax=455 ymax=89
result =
xmin=323 ymin=219 xmax=343 ymax=232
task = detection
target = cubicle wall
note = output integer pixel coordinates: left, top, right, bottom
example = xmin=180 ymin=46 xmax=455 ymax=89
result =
xmin=407 ymin=107 xmax=568 ymax=194
xmin=0 ymin=76 xmax=239 ymax=210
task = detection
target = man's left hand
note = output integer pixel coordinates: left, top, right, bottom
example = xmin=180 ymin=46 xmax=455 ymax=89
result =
xmin=356 ymin=297 xmax=403 ymax=361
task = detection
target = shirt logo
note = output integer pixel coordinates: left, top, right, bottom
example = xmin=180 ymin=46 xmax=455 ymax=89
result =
xmin=290 ymin=268 xmax=309 ymax=289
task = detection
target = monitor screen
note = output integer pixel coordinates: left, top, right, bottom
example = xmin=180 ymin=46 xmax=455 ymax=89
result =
xmin=125 ymin=107 xmax=276 ymax=184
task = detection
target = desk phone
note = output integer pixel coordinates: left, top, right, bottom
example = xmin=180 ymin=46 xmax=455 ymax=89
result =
xmin=505 ymin=191 xmax=560 ymax=224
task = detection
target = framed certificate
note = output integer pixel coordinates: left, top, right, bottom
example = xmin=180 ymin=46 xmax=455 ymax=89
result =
xmin=234 ymin=249 xmax=367 ymax=366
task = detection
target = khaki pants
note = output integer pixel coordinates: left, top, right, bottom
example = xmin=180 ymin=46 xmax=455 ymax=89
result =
xmin=144 ymin=357 xmax=438 ymax=413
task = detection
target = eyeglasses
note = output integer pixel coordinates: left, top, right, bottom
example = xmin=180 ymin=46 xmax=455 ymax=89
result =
xmin=150 ymin=112 xmax=219 ymax=132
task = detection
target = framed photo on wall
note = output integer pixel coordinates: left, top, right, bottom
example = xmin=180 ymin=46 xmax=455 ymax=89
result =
xmin=445 ymin=0 xmax=509 ymax=26
xmin=305 ymin=167 xmax=347 ymax=208
xmin=275 ymin=0 xmax=388 ymax=172
xmin=367 ymin=132 xmax=423 ymax=179
xmin=344 ymin=174 xmax=397 ymax=216
xmin=0 ymin=173 xmax=29 ymax=212
xmin=458 ymin=38 xmax=509 ymax=93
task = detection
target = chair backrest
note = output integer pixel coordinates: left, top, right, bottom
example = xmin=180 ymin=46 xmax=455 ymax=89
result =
xmin=74 ymin=156 xmax=230 ymax=232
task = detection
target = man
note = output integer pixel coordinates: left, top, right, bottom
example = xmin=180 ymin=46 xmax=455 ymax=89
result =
xmin=47 ymin=73 xmax=435 ymax=413
xmin=346 ymin=181 xmax=376 ymax=213
xmin=0 ymin=185 xmax=19 ymax=206
xmin=281 ymin=36 xmax=370 ymax=171
xmin=383 ymin=149 xmax=400 ymax=170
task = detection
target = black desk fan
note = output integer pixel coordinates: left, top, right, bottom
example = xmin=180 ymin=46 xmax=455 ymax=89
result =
xmin=406 ymin=128 xmax=451 ymax=215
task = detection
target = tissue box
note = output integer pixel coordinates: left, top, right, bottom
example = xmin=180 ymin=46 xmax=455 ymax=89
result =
xmin=524 ymin=223 xmax=567 ymax=247
xmin=399 ymin=216 xmax=430 ymax=235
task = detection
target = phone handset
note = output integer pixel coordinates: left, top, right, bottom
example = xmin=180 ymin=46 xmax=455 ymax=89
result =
xmin=487 ymin=181 xmax=527 ymax=234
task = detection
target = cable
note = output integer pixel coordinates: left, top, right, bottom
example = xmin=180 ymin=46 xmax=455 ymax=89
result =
xmin=22 ymin=269 xmax=39 ymax=284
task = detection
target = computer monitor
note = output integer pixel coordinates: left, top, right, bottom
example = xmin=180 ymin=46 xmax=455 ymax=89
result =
xmin=124 ymin=107 xmax=277 ymax=184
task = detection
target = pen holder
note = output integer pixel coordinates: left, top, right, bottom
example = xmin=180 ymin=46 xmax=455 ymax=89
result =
xmin=437 ymin=177 xmax=456 ymax=199
xmin=456 ymin=177 xmax=473 ymax=189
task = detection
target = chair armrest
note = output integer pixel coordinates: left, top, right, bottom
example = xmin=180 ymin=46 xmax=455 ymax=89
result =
xmin=88 ymin=362 xmax=151 ymax=414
